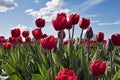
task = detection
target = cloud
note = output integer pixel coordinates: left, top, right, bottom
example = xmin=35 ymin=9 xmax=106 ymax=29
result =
xmin=34 ymin=0 xmax=39 ymax=4
xmin=0 ymin=0 xmax=17 ymax=12
xmin=78 ymin=0 xmax=105 ymax=13
xmin=97 ymin=19 xmax=120 ymax=26
xmin=11 ymin=24 xmax=30 ymax=32
xmin=25 ymin=0 xmax=70 ymax=22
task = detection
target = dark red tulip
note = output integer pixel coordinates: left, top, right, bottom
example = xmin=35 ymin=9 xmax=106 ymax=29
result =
xmin=3 ymin=42 xmax=12 ymax=50
xmin=52 ymin=13 xmax=67 ymax=31
xmin=86 ymin=27 xmax=93 ymax=39
xmin=55 ymin=68 xmax=78 ymax=80
xmin=41 ymin=34 xmax=48 ymax=38
xmin=9 ymin=36 xmax=17 ymax=44
xmin=106 ymin=39 xmax=114 ymax=52
xmin=69 ymin=14 xmax=80 ymax=25
xmin=96 ymin=32 xmax=104 ymax=42
xmin=25 ymin=37 xmax=31 ymax=42
xmin=111 ymin=33 xmax=120 ymax=46
xmin=90 ymin=60 xmax=106 ymax=76
xmin=66 ymin=21 xmax=73 ymax=30
xmin=40 ymin=36 xmax=57 ymax=50
xmin=63 ymin=40 xmax=69 ymax=45
xmin=32 ymin=28 xmax=43 ymax=40
xmin=35 ymin=18 xmax=45 ymax=28
xmin=17 ymin=36 xmax=23 ymax=43
xmin=0 ymin=36 xmax=6 ymax=45
xmin=22 ymin=30 xmax=29 ymax=38
xmin=11 ymin=28 xmax=21 ymax=37
xmin=79 ymin=18 xmax=90 ymax=29
xmin=58 ymin=31 xmax=66 ymax=39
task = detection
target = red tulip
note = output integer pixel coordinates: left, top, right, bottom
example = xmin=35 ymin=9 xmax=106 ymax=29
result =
xmin=41 ymin=34 xmax=48 ymax=38
xmin=40 ymin=36 xmax=57 ymax=50
xmin=79 ymin=18 xmax=90 ymax=29
xmin=69 ymin=14 xmax=80 ymax=25
xmin=55 ymin=68 xmax=78 ymax=80
xmin=66 ymin=21 xmax=73 ymax=30
xmin=52 ymin=13 xmax=67 ymax=31
xmin=32 ymin=28 xmax=43 ymax=40
xmin=86 ymin=27 xmax=93 ymax=39
xmin=0 ymin=36 xmax=6 ymax=45
xmin=22 ymin=30 xmax=29 ymax=38
xmin=25 ymin=37 xmax=31 ymax=42
xmin=9 ymin=36 xmax=17 ymax=44
xmin=11 ymin=28 xmax=21 ymax=37
xmin=3 ymin=42 xmax=12 ymax=50
xmin=96 ymin=32 xmax=104 ymax=42
xmin=35 ymin=18 xmax=45 ymax=28
xmin=58 ymin=31 xmax=66 ymax=39
xmin=17 ymin=36 xmax=23 ymax=43
xmin=111 ymin=33 xmax=120 ymax=46
xmin=90 ymin=60 xmax=106 ymax=76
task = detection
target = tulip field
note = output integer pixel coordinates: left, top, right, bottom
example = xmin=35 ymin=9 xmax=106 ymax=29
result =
xmin=0 ymin=13 xmax=120 ymax=80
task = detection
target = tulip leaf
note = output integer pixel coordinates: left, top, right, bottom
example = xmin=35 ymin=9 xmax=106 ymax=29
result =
xmin=112 ymin=70 xmax=120 ymax=80
xmin=31 ymin=74 xmax=42 ymax=80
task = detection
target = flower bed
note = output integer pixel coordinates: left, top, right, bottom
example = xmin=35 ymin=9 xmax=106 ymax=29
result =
xmin=0 ymin=13 xmax=120 ymax=80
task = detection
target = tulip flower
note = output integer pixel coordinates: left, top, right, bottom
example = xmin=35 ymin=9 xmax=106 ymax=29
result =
xmin=106 ymin=39 xmax=114 ymax=52
xmin=111 ymin=33 xmax=120 ymax=46
xmin=79 ymin=18 xmax=90 ymax=29
xmin=0 ymin=36 xmax=6 ymax=45
xmin=90 ymin=60 xmax=106 ymax=76
xmin=96 ymin=32 xmax=104 ymax=42
xmin=40 ymin=36 xmax=57 ymax=50
xmin=69 ymin=14 xmax=80 ymax=25
xmin=32 ymin=28 xmax=43 ymax=40
xmin=35 ymin=18 xmax=45 ymax=28
xmin=55 ymin=68 xmax=78 ymax=80
xmin=52 ymin=13 xmax=67 ymax=31
xmin=11 ymin=28 xmax=21 ymax=37
xmin=86 ymin=27 xmax=93 ymax=39
xmin=22 ymin=30 xmax=29 ymax=38
xmin=3 ymin=42 xmax=12 ymax=50
xmin=66 ymin=21 xmax=73 ymax=30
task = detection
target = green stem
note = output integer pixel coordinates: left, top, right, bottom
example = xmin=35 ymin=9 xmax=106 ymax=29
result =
xmin=80 ymin=29 xmax=84 ymax=40
xmin=49 ymin=50 xmax=54 ymax=80
xmin=87 ymin=39 xmax=90 ymax=63
xmin=71 ymin=25 xmax=74 ymax=40
xmin=68 ymin=29 xmax=71 ymax=40
xmin=109 ymin=52 xmax=112 ymax=80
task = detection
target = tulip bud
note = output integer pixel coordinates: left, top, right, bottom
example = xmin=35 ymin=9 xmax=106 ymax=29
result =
xmin=86 ymin=27 xmax=93 ymax=39
xmin=96 ymin=32 xmax=104 ymax=42
xmin=22 ymin=30 xmax=29 ymax=38
xmin=106 ymin=39 xmax=114 ymax=52
xmin=35 ymin=18 xmax=45 ymax=28
xmin=11 ymin=28 xmax=21 ymax=37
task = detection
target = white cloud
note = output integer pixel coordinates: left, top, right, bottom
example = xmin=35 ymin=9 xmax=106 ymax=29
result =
xmin=0 ymin=0 xmax=17 ymax=12
xmin=25 ymin=0 xmax=70 ymax=22
xmin=34 ymin=0 xmax=39 ymax=4
xmin=97 ymin=19 xmax=120 ymax=26
xmin=11 ymin=24 xmax=30 ymax=32
xmin=78 ymin=0 xmax=105 ymax=13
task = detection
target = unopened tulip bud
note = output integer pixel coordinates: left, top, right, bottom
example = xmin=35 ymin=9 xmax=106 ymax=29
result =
xmin=106 ymin=39 xmax=114 ymax=52
xmin=86 ymin=27 xmax=93 ymax=39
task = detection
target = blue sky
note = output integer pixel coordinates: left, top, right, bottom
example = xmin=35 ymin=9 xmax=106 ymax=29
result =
xmin=0 ymin=0 xmax=120 ymax=39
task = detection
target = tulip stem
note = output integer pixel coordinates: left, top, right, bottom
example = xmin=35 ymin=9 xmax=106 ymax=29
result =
xmin=80 ymin=29 xmax=84 ymax=40
xmin=49 ymin=50 xmax=54 ymax=80
xmin=87 ymin=39 xmax=90 ymax=63
xmin=72 ymin=25 xmax=74 ymax=40
xmin=68 ymin=30 xmax=71 ymax=40
xmin=109 ymin=52 xmax=112 ymax=80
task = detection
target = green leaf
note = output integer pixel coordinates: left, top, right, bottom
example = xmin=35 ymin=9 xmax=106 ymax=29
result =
xmin=32 ymin=74 xmax=42 ymax=80
xmin=112 ymin=70 xmax=120 ymax=80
